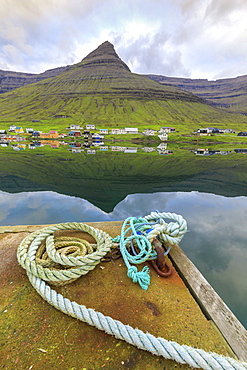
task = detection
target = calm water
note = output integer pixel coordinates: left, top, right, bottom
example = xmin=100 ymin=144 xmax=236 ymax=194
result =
xmin=0 ymin=144 xmax=246 ymax=328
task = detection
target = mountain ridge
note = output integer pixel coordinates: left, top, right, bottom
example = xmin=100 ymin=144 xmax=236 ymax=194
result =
xmin=146 ymin=74 xmax=247 ymax=115
xmin=0 ymin=65 xmax=68 ymax=94
xmin=1 ymin=41 xmax=247 ymax=116
xmin=0 ymin=41 xmax=246 ymax=127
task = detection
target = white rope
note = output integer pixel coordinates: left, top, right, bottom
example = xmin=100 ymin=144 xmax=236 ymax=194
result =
xmin=17 ymin=220 xmax=247 ymax=370
xmin=144 ymin=211 xmax=188 ymax=245
xmin=17 ymin=222 xmax=112 ymax=283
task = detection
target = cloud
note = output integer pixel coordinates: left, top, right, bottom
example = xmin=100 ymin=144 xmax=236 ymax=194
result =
xmin=111 ymin=31 xmax=190 ymax=76
xmin=0 ymin=0 xmax=247 ymax=78
xmin=170 ymin=0 xmax=247 ymax=78
xmin=0 ymin=0 xmax=103 ymax=71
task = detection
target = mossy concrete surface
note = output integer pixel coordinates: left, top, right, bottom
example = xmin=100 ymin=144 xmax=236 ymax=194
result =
xmin=0 ymin=222 xmax=234 ymax=370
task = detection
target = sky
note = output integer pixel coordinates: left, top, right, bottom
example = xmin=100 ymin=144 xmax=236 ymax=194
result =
xmin=0 ymin=0 xmax=247 ymax=80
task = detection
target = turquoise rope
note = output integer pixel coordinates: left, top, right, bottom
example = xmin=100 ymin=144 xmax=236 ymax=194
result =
xmin=116 ymin=217 xmax=156 ymax=290
xmin=112 ymin=214 xmax=187 ymax=290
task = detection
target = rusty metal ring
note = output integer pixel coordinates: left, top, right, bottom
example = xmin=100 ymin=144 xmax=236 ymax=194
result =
xmin=149 ymin=260 xmax=172 ymax=277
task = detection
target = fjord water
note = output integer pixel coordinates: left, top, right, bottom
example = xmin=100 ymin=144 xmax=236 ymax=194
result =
xmin=0 ymin=146 xmax=247 ymax=329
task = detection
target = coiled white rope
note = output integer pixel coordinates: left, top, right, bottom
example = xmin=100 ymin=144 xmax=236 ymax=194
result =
xmin=17 ymin=218 xmax=247 ymax=370
xmin=144 ymin=211 xmax=188 ymax=245
xmin=17 ymin=222 xmax=112 ymax=284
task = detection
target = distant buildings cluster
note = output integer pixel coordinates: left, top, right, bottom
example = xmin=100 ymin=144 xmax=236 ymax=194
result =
xmin=1 ymin=123 xmax=246 ymax=156
xmin=0 ymin=124 xmax=177 ymax=142
xmin=1 ymin=124 xmax=247 ymax=145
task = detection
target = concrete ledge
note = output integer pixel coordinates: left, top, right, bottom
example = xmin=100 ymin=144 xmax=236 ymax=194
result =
xmin=0 ymin=222 xmax=244 ymax=369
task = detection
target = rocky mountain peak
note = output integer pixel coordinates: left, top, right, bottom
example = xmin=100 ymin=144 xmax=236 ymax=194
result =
xmin=75 ymin=41 xmax=131 ymax=73
xmin=83 ymin=41 xmax=116 ymax=59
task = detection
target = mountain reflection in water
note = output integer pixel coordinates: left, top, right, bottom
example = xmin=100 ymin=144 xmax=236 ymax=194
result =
xmin=0 ymin=190 xmax=246 ymax=329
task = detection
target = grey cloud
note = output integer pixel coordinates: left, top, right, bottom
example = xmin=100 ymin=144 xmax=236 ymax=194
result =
xmin=112 ymin=32 xmax=190 ymax=76
xmin=0 ymin=0 xmax=247 ymax=78
xmin=0 ymin=0 xmax=103 ymax=71
xmin=204 ymin=0 xmax=247 ymax=23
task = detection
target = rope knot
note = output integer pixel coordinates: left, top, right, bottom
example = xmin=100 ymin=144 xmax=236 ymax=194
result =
xmin=144 ymin=212 xmax=187 ymax=246
xmin=127 ymin=265 xmax=150 ymax=290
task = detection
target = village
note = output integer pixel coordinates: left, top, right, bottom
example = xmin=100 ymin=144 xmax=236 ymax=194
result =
xmin=0 ymin=123 xmax=246 ymax=155
xmin=0 ymin=123 xmax=176 ymax=140
xmin=0 ymin=122 xmax=245 ymax=140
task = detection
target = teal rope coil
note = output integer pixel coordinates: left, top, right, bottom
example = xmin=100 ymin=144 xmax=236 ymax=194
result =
xmin=117 ymin=212 xmax=188 ymax=290
xmin=118 ymin=217 xmax=155 ymax=290
xmin=17 ymin=218 xmax=247 ymax=370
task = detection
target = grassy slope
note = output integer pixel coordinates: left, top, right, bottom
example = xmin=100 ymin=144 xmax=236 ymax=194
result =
xmin=0 ymin=44 xmax=247 ymax=130
xmin=1 ymin=90 xmax=247 ymax=134
xmin=147 ymin=74 xmax=247 ymax=115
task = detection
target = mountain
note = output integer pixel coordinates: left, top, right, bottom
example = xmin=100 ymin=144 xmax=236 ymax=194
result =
xmin=0 ymin=41 xmax=246 ymax=126
xmin=146 ymin=74 xmax=247 ymax=115
xmin=0 ymin=66 xmax=67 ymax=94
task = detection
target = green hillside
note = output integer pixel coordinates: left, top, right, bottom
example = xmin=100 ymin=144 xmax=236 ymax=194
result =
xmin=1 ymin=41 xmax=247 ymax=130
xmin=147 ymin=74 xmax=247 ymax=115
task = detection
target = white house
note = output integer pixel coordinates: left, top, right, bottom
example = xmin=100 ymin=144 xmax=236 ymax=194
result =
xmin=197 ymin=127 xmax=219 ymax=134
xmin=111 ymin=146 xmax=125 ymax=151
xmin=142 ymin=147 xmax=156 ymax=153
xmin=143 ymin=129 xmax=156 ymax=136
xmin=111 ymin=129 xmax=125 ymax=135
xmin=92 ymin=133 xmax=104 ymax=140
xmin=157 ymin=143 xmax=167 ymax=151
xmin=124 ymin=128 xmax=138 ymax=134
xmin=219 ymin=128 xmax=236 ymax=134
xmin=124 ymin=147 xmax=138 ymax=153
xmin=100 ymin=129 xmax=108 ymax=135
xmin=158 ymin=133 xmax=168 ymax=141
xmin=159 ymin=127 xmax=175 ymax=133
xmin=8 ymin=125 xmax=17 ymax=132
xmin=87 ymin=149 xmax=96 ymax=154
xmin=92 ymin=141 xmax=104 ymax=147
xmin=26 ymin=128 xmax=34 ymax=133
xmin=197 ymin=128 xmax=210 ymax=134
xmin=68 ymin=124 xmax=82 ymax=130
xmin=86 ymin=124 xmax=95 ymax=130
xmin=71 ymin=148 xmax=83 ymax=153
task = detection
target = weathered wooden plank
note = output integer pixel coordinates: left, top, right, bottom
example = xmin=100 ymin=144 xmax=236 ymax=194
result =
xmin=168 ymin=243 xmax=247 ymax=361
